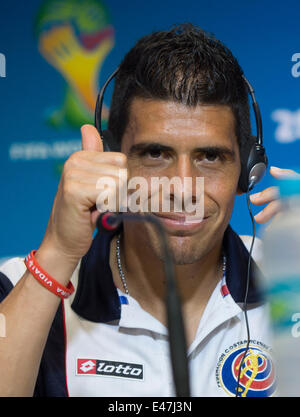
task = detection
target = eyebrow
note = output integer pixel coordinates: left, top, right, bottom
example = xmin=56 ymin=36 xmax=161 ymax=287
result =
xmin=128 ymin=142 xmax=236 ymax=159
xmin=193 ymin=146 xmax=236 ymax=159
xmin=128 ymin=142 xmax=173 ymax=156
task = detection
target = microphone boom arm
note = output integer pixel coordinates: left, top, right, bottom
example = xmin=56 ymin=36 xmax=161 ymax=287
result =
xmin=97 ymin=212 xmax=191 ymax=397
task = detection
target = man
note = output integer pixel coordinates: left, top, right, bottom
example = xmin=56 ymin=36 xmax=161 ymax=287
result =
xmin=0 ymin=24 xmax=294 ymax=397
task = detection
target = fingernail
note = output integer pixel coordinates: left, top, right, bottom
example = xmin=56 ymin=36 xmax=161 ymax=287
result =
xmin=250 ymin=192 xmax=261 ymax=200
xmin=254 ymin=211 xmax=263 ymax=220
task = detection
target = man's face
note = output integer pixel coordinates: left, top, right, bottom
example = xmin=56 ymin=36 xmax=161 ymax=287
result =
xmin=121 ymin=97 xmax=241 ymax=265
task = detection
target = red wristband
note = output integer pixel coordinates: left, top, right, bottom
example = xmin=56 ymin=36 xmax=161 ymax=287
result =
xmin=24 ymin=250 xmax=75 ymax=299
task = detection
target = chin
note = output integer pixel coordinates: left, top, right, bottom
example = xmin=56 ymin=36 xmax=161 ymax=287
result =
xmin=127 ymin=214 xmax=226 ymax=265
xmin=151 ymin=233 xmax=210 ymax=265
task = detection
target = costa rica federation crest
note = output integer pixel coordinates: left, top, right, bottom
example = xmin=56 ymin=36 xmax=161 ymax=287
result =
xmin=216 ymin=342 xmax=276 ymax=397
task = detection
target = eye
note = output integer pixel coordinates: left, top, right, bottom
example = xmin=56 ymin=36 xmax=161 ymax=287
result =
xmin=147 ymin=149 xmax=163 ymax=159
xmin=139 ymin=145 xmax=172 ymax=162
xmin=204 ymin=150 xmax=219 ymax=162
xmin=196 ymin=150 xmax=220 ymax=163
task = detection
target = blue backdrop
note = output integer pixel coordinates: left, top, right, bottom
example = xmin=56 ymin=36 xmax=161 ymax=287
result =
xmin=1 ymin=0 xmax=300 ymax=260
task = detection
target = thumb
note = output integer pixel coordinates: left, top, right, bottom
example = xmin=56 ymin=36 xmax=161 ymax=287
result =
xmin=80 ymin=124 xmax=104 ymax=152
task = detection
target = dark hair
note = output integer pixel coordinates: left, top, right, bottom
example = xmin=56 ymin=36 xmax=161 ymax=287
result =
xmin=108 ymin=23 xmax=251 ymax=149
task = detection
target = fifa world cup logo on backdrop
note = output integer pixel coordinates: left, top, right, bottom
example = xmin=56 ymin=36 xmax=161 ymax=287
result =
xmin=34 ymin=0 xmax=114 ymax=129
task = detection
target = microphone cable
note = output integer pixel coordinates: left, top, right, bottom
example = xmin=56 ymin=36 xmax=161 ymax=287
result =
xmin=235 ymin=183 xmax=256 ymax=397
xmin=98 ymin=212 xmax=191 ymax=397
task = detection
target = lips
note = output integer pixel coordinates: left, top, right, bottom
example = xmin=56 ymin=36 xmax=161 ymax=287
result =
xmin=152 ymin=212 xmax=209 ymax=232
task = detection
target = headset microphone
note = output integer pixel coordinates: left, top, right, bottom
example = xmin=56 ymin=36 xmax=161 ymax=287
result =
xmin=96 ymin=210 xmax=191 ymax=398
xmin=97 ymin=211 xmax=121 ymax=233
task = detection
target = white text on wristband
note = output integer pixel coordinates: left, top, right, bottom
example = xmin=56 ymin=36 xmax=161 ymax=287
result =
xmin=24 ymin=250 xmax=74 ymax=299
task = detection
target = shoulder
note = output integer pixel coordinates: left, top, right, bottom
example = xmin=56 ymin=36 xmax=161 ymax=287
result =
xmin=0 ymin=257 xmax=26 ymax=300
xmin=0 ymin=257 xmax=26 ymax=285
xmin=239 ymin=235 xmax=263 ymax=267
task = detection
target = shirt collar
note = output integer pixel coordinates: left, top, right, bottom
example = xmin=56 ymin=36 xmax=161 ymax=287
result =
xmin=223 ymin=226 xmax=263 ymax=304
xmin=71 ymin=224 xmax=263 ymax=323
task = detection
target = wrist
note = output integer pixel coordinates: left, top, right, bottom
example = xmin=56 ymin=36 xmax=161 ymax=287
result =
xmin=34 ymin=243 xmax=80 ymax=288
xmin=24 ymin=250 xmax=75 ymax=299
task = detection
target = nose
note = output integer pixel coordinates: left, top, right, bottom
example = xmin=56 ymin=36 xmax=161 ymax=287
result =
xmin=167 ymin=154 xmax=198 ymax=208
xmin=175 ymin=154 xmax=194 ymax=180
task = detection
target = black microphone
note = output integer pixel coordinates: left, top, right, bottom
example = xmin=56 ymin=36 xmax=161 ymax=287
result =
xmin=97 ymin=211 xmax=122 ymax=233
xmin=96 ymin=210 xmax=191 ymax=397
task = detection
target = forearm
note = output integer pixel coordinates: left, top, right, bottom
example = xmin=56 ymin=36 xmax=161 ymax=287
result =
xmin=0 ymin=249 xmax=77 ymax=397
xmin=0 ymin=124 xmax=123 ymax=396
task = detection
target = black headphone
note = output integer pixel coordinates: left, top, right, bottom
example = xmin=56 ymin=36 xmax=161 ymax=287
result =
xmin=94 ymin=68 xmax=268 ymax=193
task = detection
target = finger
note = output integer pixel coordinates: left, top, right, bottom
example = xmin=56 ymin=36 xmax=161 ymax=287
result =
xmin=254 ymin=200 xmax=282 ymax=224
xmin=90 ymin=208 xmax=101 ymax=228
xmin=250 ymin=186 xmax=279 ymax=205
xmin=63 ymin=169 xmax=125 ymax=187
xmin=81 ymin=124 xmax=103 ymax=152
xmin=270 ymin=166 xmax=300 ymax=179
xmin=71 ymin=151 xmax=127 ymax=168
xmin=85 ymin=163 xmax=128 ymax=178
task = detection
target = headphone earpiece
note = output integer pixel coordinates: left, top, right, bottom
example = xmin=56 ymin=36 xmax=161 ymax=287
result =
xmin=238 ymin=75 xmax=268 ymax=193
xmin=238 ymin=135 xmax=268 ymax=193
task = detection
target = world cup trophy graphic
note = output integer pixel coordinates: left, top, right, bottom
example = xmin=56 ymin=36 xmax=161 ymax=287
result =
xmin=34 ymin=0 xmax=114 ymax=129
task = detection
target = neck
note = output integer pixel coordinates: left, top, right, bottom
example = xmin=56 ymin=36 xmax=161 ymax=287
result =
xmin=111 ymin=223 xmax=224 ymax=314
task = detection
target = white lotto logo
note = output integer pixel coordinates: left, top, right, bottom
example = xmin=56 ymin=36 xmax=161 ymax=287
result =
xmin=77 ymin=358 xmax=144 ymax=379
xmin=271 ymin=109 xmax=300 ymax=143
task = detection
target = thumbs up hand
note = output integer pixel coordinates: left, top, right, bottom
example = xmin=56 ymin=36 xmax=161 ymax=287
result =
xmin=36 ymin=124 xmax=127 ymax=282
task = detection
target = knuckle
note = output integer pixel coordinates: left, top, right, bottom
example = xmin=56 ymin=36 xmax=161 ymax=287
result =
xmin=63 ymin=167 xmax=80 ymax=183
xmin=63 ymin=168 xmax=73 ymax=182
xmin=118 ymin=152 xmax=127 ymax=164
xmin=109 ymin=152 xmax=127 ymax=166
xmin=62 ymin=180 xmax=77 ymax=199
xmin=66 ymin=151 xmax=83 ymax=167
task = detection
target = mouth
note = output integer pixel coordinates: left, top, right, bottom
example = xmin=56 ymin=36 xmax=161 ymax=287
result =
xmin=152 ymin=212 xmax=209 ymax=233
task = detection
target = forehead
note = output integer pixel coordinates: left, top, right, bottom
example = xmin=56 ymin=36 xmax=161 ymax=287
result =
xmin=122 ymin=97 xmax=237 ymax=151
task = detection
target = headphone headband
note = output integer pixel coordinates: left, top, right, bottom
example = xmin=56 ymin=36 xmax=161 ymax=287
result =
xmin=241 ymin=75 xmax=263 ymax=146
xmin=95 ymin=67 xmax=120 ymax=139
